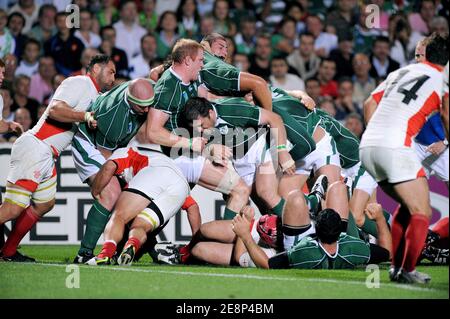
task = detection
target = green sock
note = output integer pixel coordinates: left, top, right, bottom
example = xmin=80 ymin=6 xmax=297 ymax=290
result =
xmin=304 ymin=194 xmax=320 ymax=214
xmin=346 ymin=212 xmax=360 ymax=238
xmin=223 ymin=208 xmax=238 ymax=220
xmin=79 ymin=201 xmax=112 ymax=255
xmin=269 ymin=198 xmax=285 ymax=217
xmin=362 ymin=217 xmax=379 ymax=238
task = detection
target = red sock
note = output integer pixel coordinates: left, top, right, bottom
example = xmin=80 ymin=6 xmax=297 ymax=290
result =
xmin=402 ymin=214 xmax=429 ymax=272
xmin=391 ymin=205 xmax=410 ymax=268
xmin=432 ymin=217 xmax=449 ymax=239
xmin=98 ymin=241 xmax=117 ymax=259
xmin=125 ymin=237 xmax=141 ymax=252
xmin=1 ymin=206 xmax=40 ymax=257
xmin=179 ymin=244 xmax=191 ymax=264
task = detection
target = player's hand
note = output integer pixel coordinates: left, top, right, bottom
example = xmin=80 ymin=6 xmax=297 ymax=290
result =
xmin=240 ymin=205 xmax=255 ymax=221
xmin=9 ymin=121 xmax=23 ymax=136
xmin=278 ymin=151 xmax=296 ymax=175
xmin=426 ymin=141 xmax=447 ymax=155
xmin=300 ymin=94 xmax=316 ymax=110
xmin=191 ymin=136 xmax=207 ymax=153
xmin=244 ymin=92 xmax=255 ymax=105
xmin=85 ymin=111 xmax=97 ymax=129
xmin=204 ymin=144 xmax=232 ymax=166
xmin=231 ymin=214 xmax=251 ymax=238
xmin=364 ymin=203 xmax=383 ymax=221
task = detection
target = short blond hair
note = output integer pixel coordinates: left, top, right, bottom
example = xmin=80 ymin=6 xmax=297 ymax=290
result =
xmin=171 ymin=39 xmax=203 ymax=64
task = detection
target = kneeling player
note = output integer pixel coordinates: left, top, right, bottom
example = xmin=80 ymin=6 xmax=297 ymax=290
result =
xmin=87 ymin=146 xmax=189 ymax=266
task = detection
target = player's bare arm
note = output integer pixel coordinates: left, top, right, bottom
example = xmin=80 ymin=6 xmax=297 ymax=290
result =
xmin=49 ymin=100 xmax=97 ymax=128
xmin=239 ymin=72 xmax=273 ymax=111
xmin=0 ymin=119 xmax=23 ymax=135
xmin=285 ymin=90 xmax=316 ymax=110
xmin=363 ymin=96 xmax=378 ymax=125
xmin=91 ymin=160 xmax=118 ymax=200
xmin=146 ymin=107 xmax=206 ymax=152
xmin=365 ymin=203 xmax=392 ymax=259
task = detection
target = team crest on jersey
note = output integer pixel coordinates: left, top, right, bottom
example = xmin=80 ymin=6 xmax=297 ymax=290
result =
xmin=182 ymin=91 xmax=189 ymax=102
xmin=33 ymin=170 xmax=41 ymax=179
xmin=218 ymin=125 xmax=229 ymax=135
xmin=128 ymin=122 xmax=133 ymax=133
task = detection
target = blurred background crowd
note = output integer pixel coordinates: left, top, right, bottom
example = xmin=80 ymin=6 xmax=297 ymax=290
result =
xmin=0 ymin=0 xmax=448 ymax=143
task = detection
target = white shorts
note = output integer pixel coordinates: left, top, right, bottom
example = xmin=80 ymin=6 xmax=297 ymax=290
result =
xmin=295 ymin=131 xmax=340 ymax=175
xmin=71 ymin=132 xmax=106 ymax=183
xmin=5 ymin=133 xmax=57 ymax=207
xmin=341 ymin=162 xmax=378 ymax=196
xmin=130 ymin=165 xmax=190 ymax=230
xmin=413 ymin=141 xmax=449 ymax=182
xmin=173 ymin=154 xmax=206 ymax=184
xmin=360 ymin=146 xmax=426 ymax=184
xmin=233 ymin=133 xmax=272 ymax=186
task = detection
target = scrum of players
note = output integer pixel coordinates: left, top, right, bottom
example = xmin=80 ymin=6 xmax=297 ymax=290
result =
xmin=0 ymin=31 xmax=448 ymax=285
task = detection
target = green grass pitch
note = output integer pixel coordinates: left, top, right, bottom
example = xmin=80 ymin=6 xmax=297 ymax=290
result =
xmin=0 ymin=245 xmax=448 ymax=299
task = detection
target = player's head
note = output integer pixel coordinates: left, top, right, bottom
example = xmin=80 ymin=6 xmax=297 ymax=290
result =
xmin=315 ymin=209 xmax=342 ymax=244
xmin=415 ymin=38 xmax=428 ymax=63
xmin=201 ymin=33 xmax=227 ymax=60
xmin=0 ymin=58 xmax=5 ymax=87
xmin=127 ymin=78 xmax=155 ymax=115
xmin=425 ymin=32 xmax=449 ymax=67
xmin=86 ymin=54 xmax=116 ymax=92
xmin=257 ymin=214 xmax=282 ymax=249
xmin=172 ymin=39 xmax=204 ymax=81
xmin=184 ymin=97 xmax=216 ymax=133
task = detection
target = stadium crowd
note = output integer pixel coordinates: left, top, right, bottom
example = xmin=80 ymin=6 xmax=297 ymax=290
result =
xmin=0 ymin=0 xmax=448 ymax=285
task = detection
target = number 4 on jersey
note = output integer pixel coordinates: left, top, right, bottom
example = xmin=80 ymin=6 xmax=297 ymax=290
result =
xmin=384 ymin=70 xmax=430 ymax=105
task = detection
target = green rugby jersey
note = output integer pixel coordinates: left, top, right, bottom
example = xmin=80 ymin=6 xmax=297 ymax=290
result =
xmin=287 ymin=233 xmax=370 ymax=269
xmin=210 ymin=98 xmax=268 ymax=158
xmin=200 ymin=50 xmax=242 ymax=96
xmin=152 ymin=67 xmax=200 ymax=132
xmin=315 ymin=109 xmax=360 ymax=169
xmin=78 ymin=81 xmax=147 ymax=150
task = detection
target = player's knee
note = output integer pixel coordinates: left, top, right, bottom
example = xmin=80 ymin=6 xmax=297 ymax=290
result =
xmin=230 ymin=181 xmax=251 ymax=202
xmin=98 ymin=179 xmax=121 ymax=209
xmin=0 ymin=203 xmax=24 ymax=223
xmin=327 ymin=181 xmax=347 ymax=198
xmin=353 ymin=212 xmax=365 ymax=227
xmin=33 ymin=199 xmax=55 ymax=217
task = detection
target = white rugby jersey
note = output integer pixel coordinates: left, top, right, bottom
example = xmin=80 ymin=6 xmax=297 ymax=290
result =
xmin=29 ymin=75 xmax=100 ymax=155
xmin=361 ymin=62 xmax=444 ymax=149
xmin=443 ymin=62 xmax=449 ymax=99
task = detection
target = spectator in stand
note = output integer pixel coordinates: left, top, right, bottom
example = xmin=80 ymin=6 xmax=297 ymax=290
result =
xmin=29 ymin=55 xmax=55 ymax=103
xmin=74 ymin=9 xmax=102 ymax=49
xmin=306 ymin=15 xmax=338 ymax=58
xmin=44 ymin=72 xmax=65 ymax=103
xmin=3 ymin=107 xmax=31 ymax=142
xmin=326 ymin=0 xmax=358 ymax=41
xmin=234 ymin=18 xmax=257 ymax=56
xmin=1 ymin=54 xmax=17 ymax=87
xmin=408 ymin=0 xmax=436 ymax=35
xmin=27 ymin=4 xmax=57 ymax=47
xmin=285 ymin=2 xmax=307 ymax=35
xmin=233 ymin=53 xmax=250 ymax=72
xmin=99 ymin=25 xmax=128 ymax=78
xmin=176 ymin=0 xmax=200 ymax=39
xmin=155 ymin=11 xmax=180 ymax=60
xmin=253 ymin=0 xmax=286 ymax=33
xmin=351 ymin=53 xmax=375 ymax=109
xmin=229 ymin=0 xmax=255 ymax=30
xmin=369 ymin=36 xmax=400 ymax=79
xmin=7 ymin=12 xmax=28 ymax=60
xmin=371 ymin=0 xmax=390 ymax=31
xmin=140 ymin=0 xmax=158 ymax=33
xmin=44 ymin=11 xmax=85 ymax=77
xmin=271 ymin=17 xmax=299 ymax=57
xmin=129 ymin=33 xmax=157 ymax=79
xmin=195 ymin=14 xmax=215 ymax=42
xmin=155 ymin=0 xmax=181 ymax=16
xmin=270 ymin=56 xmax=305 ymax=91
xmin=14 ymin=38 xmax=39 ymax=77
xmin=11 ymin=74 xmax=40 ymax=125
xmin=0 ymin=9 xmax=16 ymax=59
xmin=317 ymin=59 xmax=338 ymax=99
xmin=212 ymin=0 xmax=236 ymax=37
xmin=0 ymin=88 xmax=14 ymax=123
xmin=329 ymin=32 xmax=354 ymax=79
xmin=287 ymin=33 xmax=320 ymax=81
xmin=249 ymin=34 xmax=272 ymax=81
xmin=224 ymin=35 xmax=235 ymax=64
xmin=113 ymin=0 xmax=147 ymax=62
xmin=334 ymin=77 xmax=361 ymax=121
xmin=197 ymin=0 xmax=215 ymax=16
xmin=353 ymin=4 xmax=384 ymax=55
xmin=389 ymin=16 xmax=423 ymax=67
xmin=36 ymin=104 xmax=46 ymax=120
xmin=429 ymin=16 xmax=449 ymax=35
xmin=71 ymin=47 xmax=100 ymax=76
xmin=96 ymin=0 xmax=119 ymax=29
xmin=8 ymin=0 xmax=39 ymax=34
xmin=318 ymin=97 xmax=337 ymax=118
xmin=305 ymin=77 xmax=321 ymax=104
xmin=344 ymin=112 xmax=364 ymax=139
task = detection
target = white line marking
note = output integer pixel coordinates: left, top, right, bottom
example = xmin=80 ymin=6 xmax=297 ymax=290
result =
xmin=4 ymin=262 xmax=445 ymax=294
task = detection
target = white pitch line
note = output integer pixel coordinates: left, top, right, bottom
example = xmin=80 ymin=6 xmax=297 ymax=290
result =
xmin=6 ymin=262 xmax=445 ymax=294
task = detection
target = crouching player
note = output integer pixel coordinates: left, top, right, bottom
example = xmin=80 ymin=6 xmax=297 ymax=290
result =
xmin=87 ymin=146 xmax=189 ymax=266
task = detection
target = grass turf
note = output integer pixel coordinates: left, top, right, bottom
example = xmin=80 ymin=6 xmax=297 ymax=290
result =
xmin=0 ymin=245 xmax=448 ymax=299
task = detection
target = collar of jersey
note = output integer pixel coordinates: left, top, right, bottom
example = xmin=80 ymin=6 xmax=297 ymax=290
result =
xmin=422 ymin=61 xmax=445 ymax=72
xmin=318 ymin=241 xmax=339 ymax=259
xmin=169 ymin=66 xmax=191 ymax=86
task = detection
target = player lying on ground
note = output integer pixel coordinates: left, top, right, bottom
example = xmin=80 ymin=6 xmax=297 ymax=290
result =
xmin=419 ymin=217 xmax=449 ymax=265
xmin=86 ymin=146 xmax=192 ymax=266
xmin=0 ymin=55 xmax=115 ymax=262
xmin=361 ymin=32 xmax=448 ymax=284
